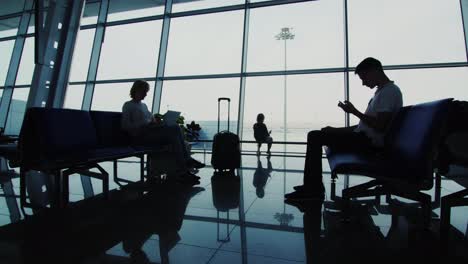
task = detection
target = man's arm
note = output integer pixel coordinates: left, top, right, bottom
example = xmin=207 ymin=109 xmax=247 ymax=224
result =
xmin=339 ymin=101 xmax=392 ymax=132
xmin=353 ymin=111 xmax=393 ymax=132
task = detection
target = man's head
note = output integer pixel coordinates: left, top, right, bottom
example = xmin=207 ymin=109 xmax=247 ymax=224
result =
xmin=355 ymin=57 xmax=384 ymax=89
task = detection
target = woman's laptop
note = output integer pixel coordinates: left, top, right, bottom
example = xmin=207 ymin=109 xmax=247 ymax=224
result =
xmin=163 ymin=110 xmax=181 ymax=125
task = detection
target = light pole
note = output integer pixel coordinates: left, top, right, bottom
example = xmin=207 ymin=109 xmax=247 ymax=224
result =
xmin=275 ymin=27 xmax=295 ymax=147
xmin=275 ymin=27 xmax=295 ymax=227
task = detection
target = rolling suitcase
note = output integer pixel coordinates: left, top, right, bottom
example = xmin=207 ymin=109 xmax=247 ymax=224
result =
xmin=211 ymin=97 xmax=241 ymax=171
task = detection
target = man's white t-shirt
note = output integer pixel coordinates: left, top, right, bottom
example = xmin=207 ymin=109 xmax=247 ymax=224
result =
xmin=354 ymin=81 xmax=403 ymax=147
xmin=121 ymin=100 xmax=153 ymax=136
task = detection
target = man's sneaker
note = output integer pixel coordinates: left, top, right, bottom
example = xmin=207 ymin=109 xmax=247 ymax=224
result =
xmin=188 ymin=158 xmax=206 ymax=169
xmin=293 ymin=182 xmax=325 ymax=192
xmin=284 ymin=189 xmax=324 ymax=201
xmin=186 ymin=171 xmax=201 ymax=180
xmin=284 ymin=199 xmax=323 ymax=213
xmin=293 ymin=185 xmax=305 ymax=191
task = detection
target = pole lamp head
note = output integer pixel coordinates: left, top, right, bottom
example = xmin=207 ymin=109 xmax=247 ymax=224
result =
xmin=275 ymin=27 xmax=295 ymax=40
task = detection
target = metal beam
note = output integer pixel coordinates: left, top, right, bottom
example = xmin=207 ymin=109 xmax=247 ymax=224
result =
xmin=81 ymin=0 xmax=109 ymax=111
xmin=0 ymin=0 xmax=34 ymax=128
xmin=152 ymin=0 xmax=173 ymax=114
xmin=27 ymin=0 xmax=86 ymax=109
xmin=237 ymin=1 xmax=249 ymax=142
xmin=460 ymin=0 xmax=468 ymax=62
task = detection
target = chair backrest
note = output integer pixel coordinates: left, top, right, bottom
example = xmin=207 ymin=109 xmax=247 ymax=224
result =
xmin=384 ymin=98 xmax=453 ymax=184
xmin=19 ymin=107 xmax=98 ymax=164
xmin=89 ymin=111 xmax=131 ymax=148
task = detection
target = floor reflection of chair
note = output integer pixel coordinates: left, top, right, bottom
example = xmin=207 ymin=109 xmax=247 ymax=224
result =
xmin=0 ymin=157 xmax=21 ymax=223
xmin=122 ymin=184 xmax=204 ymax=264
xmin=437 ymin=131 xmax=468 ymax=244
xmin=0 ymin=180 xmax=204 ymax=263
xmin=211 ymin=171 xmax=240 ymax=242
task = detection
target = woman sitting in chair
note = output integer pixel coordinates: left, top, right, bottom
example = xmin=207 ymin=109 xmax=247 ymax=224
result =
xmin=121 ymin=80 xmax=204 ymax=184
xmin=253 ymin=113 xmax=273 ymax=156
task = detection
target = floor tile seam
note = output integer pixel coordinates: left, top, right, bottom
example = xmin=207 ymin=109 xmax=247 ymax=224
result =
xmin=204 ymin=236 xmax=235 ymax=263
xmin=243 ymin=196 xmax=259 ymax=216
xmin=173 ymin=242 xmax=221 ymax=251
xmin=213 ymin=247 xmax=306 ymax=263
xmin=205 ymin=222 xmax=248 ymax=263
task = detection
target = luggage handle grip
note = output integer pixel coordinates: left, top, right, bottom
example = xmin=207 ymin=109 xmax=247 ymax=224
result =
xmin=218 ymin=97 xmax=230 ymax=133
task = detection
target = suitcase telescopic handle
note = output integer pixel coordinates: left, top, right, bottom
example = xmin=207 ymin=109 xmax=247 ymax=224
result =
xmin=218 ymin=97 xmax=231 ymax=133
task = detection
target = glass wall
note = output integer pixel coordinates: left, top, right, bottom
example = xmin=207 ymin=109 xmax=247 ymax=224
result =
xmin=1 ymin=0 xmax=467 ymax=150
xmin=0 ymin=2 xmax=30 ymax=134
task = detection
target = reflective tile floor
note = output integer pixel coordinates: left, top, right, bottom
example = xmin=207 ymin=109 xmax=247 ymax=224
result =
xmin=0 ymin=153 xmax=467 ymax=263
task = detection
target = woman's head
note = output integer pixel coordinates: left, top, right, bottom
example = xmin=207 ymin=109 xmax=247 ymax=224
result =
xmin=130 ymin=80 xmax=150 ymax=100
xmin=256 ymin=113 xmax=265 ymax=123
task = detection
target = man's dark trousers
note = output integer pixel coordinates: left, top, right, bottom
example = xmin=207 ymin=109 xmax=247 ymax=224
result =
xmin=303 ymin=129 xmax=374 ymax=189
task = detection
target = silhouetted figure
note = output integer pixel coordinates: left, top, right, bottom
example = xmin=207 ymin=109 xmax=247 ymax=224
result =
xmin=122 ymin=184 xmax=204 ymax=264
xmin=253 ymin=156 xmax=273 ymax=198
xmin=285 ymin=199 xmax=323 ymax=263
xmin=285 ymin=57 xmax=403 ymax=201
xmin=253 ymin=113 xmax=273 ymax=156
xmin=186 ymin=121 xmax=201 ymax=142
xmin=121 ymin=80 xmax=204 ymax=184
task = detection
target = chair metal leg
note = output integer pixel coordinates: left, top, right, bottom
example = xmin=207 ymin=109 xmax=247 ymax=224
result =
xmin=53 ymin=171 xmax=62 ymax=208
xmin=440 ymin=196 xmax=451 ymax=244
xmin=20 ymin=168 xmax=27 ymax=208
xmin=62 ymin=169 xmax=69 ymax=207
xmin=113 ymin=160 xmax=118 ymax=183
xmin=330 ymin=172 xmax=337 ymax=201
xmin=434 ymin=172 xmax=442 ymax=207
xmin=439 ymin=188 xmax=468 ymax=244
xmin=141 ymin=154 xmax=146 ymax=182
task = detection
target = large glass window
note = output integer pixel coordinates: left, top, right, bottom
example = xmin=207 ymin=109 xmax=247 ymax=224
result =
xmin=5 ymin=87 xmax=29 ymax=135
xmin=348 ymin=67 xmax=468 ymax=125
xmin=63 ymin=84 xmax=85 ymax=110
xmin=247 ymin=1 xmax=344 ymax=72
xmin=81 ymin=1 xmax=100 ymax=26
xmin=27 ymin=14 xmax=35 ymax=34
xmin=15 ymin=37 xmax=34 ymax=85
xmin=69 ymin=29 xmax=95 ymax=82
xmin=107 ymin=0 xmax=164 ymax=22
xmin=0 ymin=40 xmax=15 ymax=86
xmin=172 ymin=0 xmax=244 ymax=13
xmin=97 ymin=21 xmax=162 ymax=80
xmin=348 ymin=0 xmax=466 ymax=66
xmin=243 ymin=73 xmax=344 ymax=152
xmin=0 ymin=0 xmax=25 ymax=17
xmin=91 ymin=82 xmax=155 ymax=112
xmin=165 ymin=11 xmax=244 ymax=76
xmin=160 ymin=78 xmax=240 ymax=142
xmin=0 ymin=17 xmax=21 ymax=38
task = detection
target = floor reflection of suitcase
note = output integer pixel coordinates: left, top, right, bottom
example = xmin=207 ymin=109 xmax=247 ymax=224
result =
xmin=211 ymin=171 xmax=240 ymax=242
xmin=211 ymin=98 xmax=241 ymax=172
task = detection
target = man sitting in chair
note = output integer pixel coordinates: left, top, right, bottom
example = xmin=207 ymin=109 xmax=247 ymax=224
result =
xmin=285 ymin=57 xmax=403 ymax=201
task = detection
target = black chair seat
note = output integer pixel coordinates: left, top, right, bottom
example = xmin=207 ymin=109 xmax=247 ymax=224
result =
xmin=87 ymin=147 xmax=139 ymax=161
xmin=327 ymin=150 xmax=392 ymax=178
xmin=0 ymin=143 xmax=18 ymax=160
